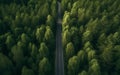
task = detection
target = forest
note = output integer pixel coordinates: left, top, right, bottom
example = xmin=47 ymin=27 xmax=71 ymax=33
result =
xmin=0 ymin=0 xmax=120 ymax=75
xmin=0 ymin=0 xmax=57 ymax=75
xmin=61 ymin=0 xmax=120 ymax=75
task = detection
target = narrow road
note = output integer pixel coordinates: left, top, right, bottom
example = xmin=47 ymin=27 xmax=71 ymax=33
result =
xmin=55 ymin=2 xmax=64 ymax=75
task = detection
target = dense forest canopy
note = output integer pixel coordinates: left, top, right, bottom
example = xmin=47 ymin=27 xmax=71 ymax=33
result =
xmin=0 ymin=0 xmax=120 ymax=75
xmin=61 ymin=0 xmax=120 ymax=75
xmin=0 ymin=0 xmax=57 ymax=75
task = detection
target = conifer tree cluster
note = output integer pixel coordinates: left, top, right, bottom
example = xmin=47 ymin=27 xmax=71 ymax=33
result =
xmin=61 ymin=0 xmax=120 ymax=75
xmin=0 ymin=0 xmax=57 ymax=75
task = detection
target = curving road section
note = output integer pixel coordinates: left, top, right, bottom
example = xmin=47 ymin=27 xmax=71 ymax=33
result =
xmin=55 ymin=2 xmax=64 ymax=75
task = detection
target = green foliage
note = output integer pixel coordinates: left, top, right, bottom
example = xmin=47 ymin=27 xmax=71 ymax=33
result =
xmin=82 ymin=30 xmax=92 ymax=43
xmin=46 ymin=15 xmax=54 ymax=28
xmin=0 ymin=0 xmax=56 ymax=75
xmin=1 ymin=0 xmax=120 ymax=75
xmin=31 ymin=44 xmax=38 ymax=59
xmin=62 ymin=11 xmax=70 ymax=26
xmin=37 ymin=2 xmax=49 ymax=22
xmin=65 ymin=42 xmax=74 ymax=60
xmin=51 ymin=0 xmax=57 ymax=18
xmin=11 ymin=45 xmax=24 ymax=66
xmin=5 ymin=35 xmax=15 ymax=50
xmin=21 ymin=66 xmax=35 ymax=75
xmin=70 ymin=27 xmax=79 ymax=48
xmin=62 ymin=0 xmax=120 ymax=75
xmin=77 ymin=50 xmax=86 ymax=64
xmin=101 ymin=45 xmax=113 ymax=64
xmin=39 ymin=57 xmax=51 ymax=75
xmin=115 ymin=59 xmax=120 ymax=74
xmin=71 ymin=1 xmax=79 ymax=17
xmin=67 ymin=56 xmax=79 ymax=75
xmin=78 ymin=70 xmax=87 ymax=75
xmin=44 ymin=26 xmax=54 ymax=42
xmin=0 ymin=53 xmax=13 ymax=75
xmin=83 ymin=41 xmax=93 ymax=50
xmin=39 ymin=42 xmax=49 ymax=58
xmin=36 ymin=25 xmax=45 ymax=43
xmin=78 ymin=8 xmax=85 ymax=24
xmin=62 ymin=29 xmax=71 ymax=47
xmin=88 ymin=59 xmax=101 ymax=75
xmin=21 ymin=33 xmax=30 ymax=44
xmin=87 ymin=50 xmax=96 ymax=61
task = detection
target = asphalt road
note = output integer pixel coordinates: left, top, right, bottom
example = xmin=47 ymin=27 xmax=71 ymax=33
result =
xmin=55 ymin=2 xmax=64 ymax=75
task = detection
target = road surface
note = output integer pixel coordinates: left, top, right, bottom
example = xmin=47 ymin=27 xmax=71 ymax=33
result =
xmin=55 ymin=2 xmax=64 ymax=75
